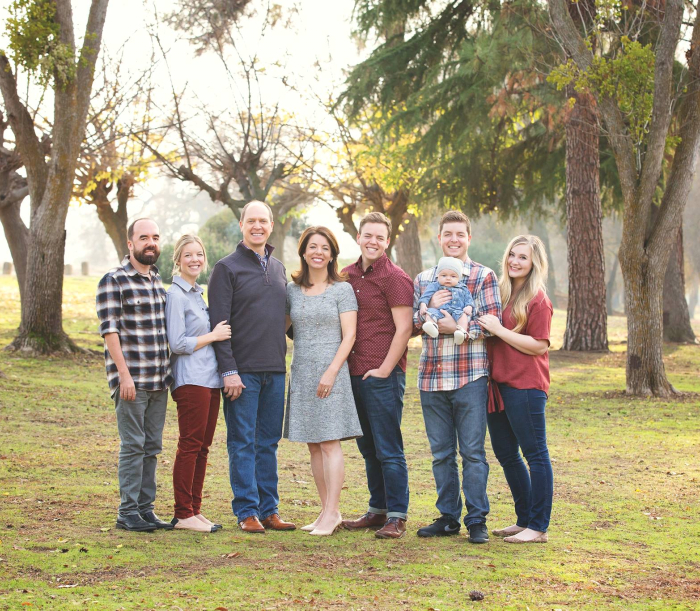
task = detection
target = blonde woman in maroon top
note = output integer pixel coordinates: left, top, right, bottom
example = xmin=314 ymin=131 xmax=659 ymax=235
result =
xmin=478 ymin=235 xmax=553 ymax=543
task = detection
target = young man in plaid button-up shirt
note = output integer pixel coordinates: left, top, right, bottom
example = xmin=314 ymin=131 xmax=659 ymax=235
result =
xmin=413 ymin=210 xmax=502 ymax=544
xmin=96 ymin=219 xmax=173 ymax=533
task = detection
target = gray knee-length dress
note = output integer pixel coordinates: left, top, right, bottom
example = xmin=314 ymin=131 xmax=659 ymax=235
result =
xmin=284 ymin=281 xmax=363 ymax=443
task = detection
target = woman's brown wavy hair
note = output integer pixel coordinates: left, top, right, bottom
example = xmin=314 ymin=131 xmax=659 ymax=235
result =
xmin=291 ymin=226 xmax=347 ymax=288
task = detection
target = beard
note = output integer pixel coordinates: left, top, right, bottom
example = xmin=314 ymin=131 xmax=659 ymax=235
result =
xmin=133 ymin=245 xmax=160 ymax=265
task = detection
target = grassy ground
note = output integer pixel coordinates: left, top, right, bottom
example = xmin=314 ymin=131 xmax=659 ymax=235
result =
xmin=0 ymin=276 xmax=699 ymax=610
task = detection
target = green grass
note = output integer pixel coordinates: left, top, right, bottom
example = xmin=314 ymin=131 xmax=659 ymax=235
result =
xmin=1 ymin=276 xmax=699 ymax=610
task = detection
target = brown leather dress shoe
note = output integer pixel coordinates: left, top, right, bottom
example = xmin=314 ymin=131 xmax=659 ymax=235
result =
xmin=375 ymin=517 xmax=407 ymax=539
xmin=238 ymin=516 xmax=265 ymax=533
xmin=341 ymin=512 xmax=387 ymax=530
xmin=261 ymin=513 xmax=296 ymax=531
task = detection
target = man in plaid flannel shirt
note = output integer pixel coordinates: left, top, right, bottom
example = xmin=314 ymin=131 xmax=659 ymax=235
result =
xmin=96 ymin=219 xmax=173 ymax=533
xmin=413 ymin=210 xmax=502 ymax=544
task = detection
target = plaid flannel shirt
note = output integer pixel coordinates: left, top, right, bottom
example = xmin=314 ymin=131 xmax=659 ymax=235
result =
xmin=413 ymin=258 xmax=502 ymax=392
xmin=96 ymin=256 xmax=173 ymax=394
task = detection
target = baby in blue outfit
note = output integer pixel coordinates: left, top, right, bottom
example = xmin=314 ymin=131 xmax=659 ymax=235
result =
xmin=418 ymin=256 xmax=475 ymax=345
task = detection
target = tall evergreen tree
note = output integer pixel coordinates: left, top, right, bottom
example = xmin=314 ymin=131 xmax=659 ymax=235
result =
xmin=342 ymin=0 xmax=609 ymax=351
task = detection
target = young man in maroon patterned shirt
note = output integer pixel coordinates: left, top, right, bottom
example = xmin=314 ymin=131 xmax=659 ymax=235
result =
xmin=341 ymin=212 xmax=414 ymax=539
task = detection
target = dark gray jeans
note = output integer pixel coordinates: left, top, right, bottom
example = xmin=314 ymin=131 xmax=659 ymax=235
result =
xmin=113 ymin=388 xmax=168 ymax=516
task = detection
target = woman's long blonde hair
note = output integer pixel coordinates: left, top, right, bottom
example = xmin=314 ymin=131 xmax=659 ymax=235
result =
xmin=499 ymin=235 xmax=548 ymax=333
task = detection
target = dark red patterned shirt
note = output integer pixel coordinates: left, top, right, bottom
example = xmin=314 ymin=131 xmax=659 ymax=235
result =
xmin=343 ymin=255 xmax=415 ymax=376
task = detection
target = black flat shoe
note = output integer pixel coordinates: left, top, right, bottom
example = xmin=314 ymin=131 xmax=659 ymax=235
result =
xmin=140 ymin=511 xmax=174 ymax=530
xmin=116 ymin=514 xmax=157 ymax=532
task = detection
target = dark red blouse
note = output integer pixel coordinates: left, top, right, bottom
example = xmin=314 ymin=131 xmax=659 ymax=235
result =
xmin=489 ymin=290 xmax=553 ymax=394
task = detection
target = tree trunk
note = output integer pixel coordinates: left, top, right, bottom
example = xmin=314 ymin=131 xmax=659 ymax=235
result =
xmin=9 ymin=195 xmax=78 ymax=354
xmin=606 ymin=254 xmax=619 ymax=316
xmin=0 ymin=199 xmax=29 ymax=302
xmin=562 ymin=88 xmax=608 ymax=351
xmin=621 ymin=252 xmax=676 ymax=396
xmin=395 ymin=213 xmax=423 ymax=280
xmin=92 ymin=187 xmax=129 ymax=261
xmin=529 ymin=215 xmax=558 ymax=307
xmin=662 ymin=225 xmax=696 ymax=342
xmin=689 ymin=274 xmax=698 ymax=320
xmin=268 ymin=214 xmax=293 ymax=269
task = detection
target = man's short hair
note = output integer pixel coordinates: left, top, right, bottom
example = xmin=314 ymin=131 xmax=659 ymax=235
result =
xmin=127 ymin=218 xmax=157 ymax=241
xmin=358 ymin=211 xmax=392 ymax=237
xmin=439 ymin=210 xmax=471 ymax=236
xmin=240 ymin=200 xmax=274 ymax=222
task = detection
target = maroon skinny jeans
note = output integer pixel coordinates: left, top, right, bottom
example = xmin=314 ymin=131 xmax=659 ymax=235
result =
xmin=171 ymin=385 xmax=220 ymax=519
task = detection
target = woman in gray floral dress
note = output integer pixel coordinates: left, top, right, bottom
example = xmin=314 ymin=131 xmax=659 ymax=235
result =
xmin=285 ymin=226 xmax=361 ymax=536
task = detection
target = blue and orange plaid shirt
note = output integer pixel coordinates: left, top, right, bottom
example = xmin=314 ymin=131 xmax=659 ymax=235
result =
xmin=413 ymin=258 xmax=502 ymax=392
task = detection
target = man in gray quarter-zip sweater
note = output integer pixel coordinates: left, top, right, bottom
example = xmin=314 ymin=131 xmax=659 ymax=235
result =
xmin=208 ymin=201 xmax=296 ymax=534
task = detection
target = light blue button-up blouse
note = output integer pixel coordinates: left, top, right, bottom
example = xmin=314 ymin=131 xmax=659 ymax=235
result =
xmin=165 ymin=276 xmax=223 ymax=392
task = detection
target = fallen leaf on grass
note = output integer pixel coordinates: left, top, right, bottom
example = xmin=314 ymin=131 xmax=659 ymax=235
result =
xmin=58 ymin=585 xmax=78 ymax=589
xmin=99 ymin=528 xmax=110 ymax=532
xmin=215 ymin=607 xmax=229 ymax=611
xmin=222 ymin=552 xmax=241 ymax=559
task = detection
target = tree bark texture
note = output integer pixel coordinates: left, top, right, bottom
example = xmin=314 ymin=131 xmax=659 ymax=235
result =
xmin=662 ymin=225 xmax=696 ymax=342
xmin=562 ymin=88 xmax=608 ymax=351
xmin=606 ymin=255 xmax=619 ymax=316
xmin=0 ymin=199 xmax=29 ymax=302
xmin=90 ymin=178 xmax=130 ymax=261
xmin=395 ymin=214 xmax=423 ymax=280
xmin=267 ymin=214 xmax=293 ymax=269
xmin=0 ymin=112 xmax=30 ymax=301
xmin=621 ymin=254 xmax=675 ymax=395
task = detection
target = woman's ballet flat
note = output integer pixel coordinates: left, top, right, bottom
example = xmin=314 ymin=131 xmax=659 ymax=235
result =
xmin=171 ymin=517 xmax=216 ymax=533
xmin=492 ymin=525 xmax=525 ymax=537
xmin=308 ymin=518 xmax=343 ymax=536
xmin=504 ymin=531 xmax=548 ymax=543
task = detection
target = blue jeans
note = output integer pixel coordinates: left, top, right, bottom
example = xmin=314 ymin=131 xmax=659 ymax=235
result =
xmin=222 ymin=372 xmax=285 ymax=522
xmin=351 ymin=367 xmax=409 ymax=519
xmin=487 ymin=384 xmax=553 ymax=532
xmin=420 ymin=376 xmax=489 ymax=527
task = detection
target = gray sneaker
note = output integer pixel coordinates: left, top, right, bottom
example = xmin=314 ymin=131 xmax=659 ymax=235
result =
xmin=467 ymin=522 xmax=489 ymax=544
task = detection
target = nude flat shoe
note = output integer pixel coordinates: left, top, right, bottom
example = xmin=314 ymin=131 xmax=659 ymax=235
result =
xmin=504 ymin=531 xmax=548 ymax=543
xmin=492 ymin=525 xmax=526 ymax=537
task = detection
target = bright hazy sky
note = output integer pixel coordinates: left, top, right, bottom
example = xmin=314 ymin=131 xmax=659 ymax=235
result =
xmin=0 ymin=0 xmax=365 ymax=268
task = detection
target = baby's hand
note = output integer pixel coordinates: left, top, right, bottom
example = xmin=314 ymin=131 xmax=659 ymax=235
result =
xmin=419 ymin=303 xmax=428 ymax=315
xmin=463 ymin=305 xmax=473 ymax=317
